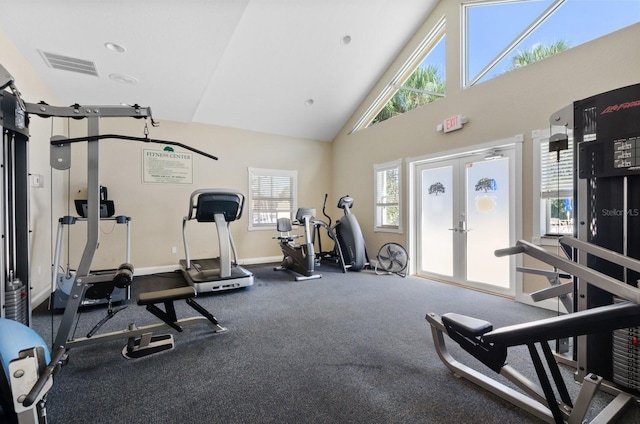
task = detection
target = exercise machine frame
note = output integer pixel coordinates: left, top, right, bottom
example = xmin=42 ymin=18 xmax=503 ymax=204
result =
xmin=426 ymin=238 xmax=640 ymax=424
xmin=0 ymin=64 xmax=228 ymax=423
xmin=180 ymin=189 xmax=254 ymax=292
xmin=274 ymin=207 xmax=322 ymax=281
xmin=313 ymin=194 xmax=369 ymax=272
xmin=44 ymin=104 xmax=226 ymax=356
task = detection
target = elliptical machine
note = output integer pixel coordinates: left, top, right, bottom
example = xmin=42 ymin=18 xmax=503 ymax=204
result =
xmin=314 ymin=194 xmax=369 ymax=272
xmin=273 ymin=208 xmax=321 ymax=281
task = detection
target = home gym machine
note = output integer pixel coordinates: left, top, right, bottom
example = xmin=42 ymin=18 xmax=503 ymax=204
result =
xmin=0 ymin=64 xmax=61 ymax=424
xmin=274 ymin=207 xmax=322 ymax=281
xmin=0 ymin=70 xmax=30 ymax=327
xmin=428 ymin=239 xmax=640 ymax=423
xmin=0 ymin=65 xmax=229 ymax=423
xmin=426 ymin=84 xmax=640 ymax=423
xmin=313 ymin=194 xmax=369 ymax=272
xmin=0 ymin=65 xmax=58 ymax=424
xmin=180 ymin=189 xmax=254 ymax=293
xmin=0 ymin=62 xmax=229 ymax=423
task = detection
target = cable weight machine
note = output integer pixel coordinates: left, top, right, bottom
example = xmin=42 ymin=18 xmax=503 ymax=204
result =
xmin=0 ymin=79 xmax=30 ymax=326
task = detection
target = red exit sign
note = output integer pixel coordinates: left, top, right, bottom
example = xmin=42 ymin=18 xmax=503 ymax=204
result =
xmin=444 ymin=115 xmax=463 ymax=133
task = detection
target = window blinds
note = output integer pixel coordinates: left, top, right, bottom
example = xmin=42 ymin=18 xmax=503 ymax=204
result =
xmin=540 ymin=137 xmax=573 ymax=198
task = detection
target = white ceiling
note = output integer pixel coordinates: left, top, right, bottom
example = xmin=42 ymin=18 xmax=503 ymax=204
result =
xmin=0 ymin=0 xmax=438 ymax=141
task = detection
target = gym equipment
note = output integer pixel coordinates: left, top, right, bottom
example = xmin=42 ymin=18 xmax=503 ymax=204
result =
xmin=39 ymin=100 xmax=226 ymax=358
xmin=274 ymin=208 xmax=321 ymax=281
xmin=427 ymin=238 xmax=640 ymax=423
xmin=314 ymin=194 xmax=369 ymax=272
xmin=569 ymin=83 xmax=640 ymax=391
xmin=374 ymin=242 xmax=409 ymax=277
xmin=0 ymin=70 xmax=30 ymax=326
xmin=0 ymin=64 xmax=226 ymax=423
xmin=49 ymin=212 xmax=131 ymax=310
xmin=0 ymin=318 xmax=65 ymax=424
xmin=180 ymin=189 xmax=254 ymax=293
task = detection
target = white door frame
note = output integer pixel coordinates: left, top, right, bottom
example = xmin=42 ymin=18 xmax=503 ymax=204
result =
xmin=406 ymin=134 xmax=525 ymax=300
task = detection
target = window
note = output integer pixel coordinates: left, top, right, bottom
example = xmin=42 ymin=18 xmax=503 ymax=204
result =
xmin=463 ymin=0 xmax=640 ymax=87
xmin=374 ymin=160 xmax=402 ymax=232
xmin=533 ymin=128 xmax=573 ymax=241
xmin=352 ymin=18 xmax=446 ymax=131
xmin=248 ymin=168 xmax=297 ymax=230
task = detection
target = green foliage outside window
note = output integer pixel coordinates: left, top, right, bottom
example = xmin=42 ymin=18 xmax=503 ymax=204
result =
xmin=372 ymin=65 xmax=445 ymax=125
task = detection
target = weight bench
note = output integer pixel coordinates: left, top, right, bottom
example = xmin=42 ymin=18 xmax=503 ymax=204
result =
xmin=427 ymin=301 xmax=640 ymax=424
xmin=122 ymin=286 xmax=227 ymax=359
xmin=60 ymin=283 xmax=226 ymax=359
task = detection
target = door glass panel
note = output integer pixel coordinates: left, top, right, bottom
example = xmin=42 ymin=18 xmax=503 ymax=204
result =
xmin=420 ymin=165 xmax=453 ymax=277
xmin=465 ymin=157 xmax=510 ymax=287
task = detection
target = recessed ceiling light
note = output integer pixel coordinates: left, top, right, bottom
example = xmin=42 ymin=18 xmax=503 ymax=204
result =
xmin=341 ymin=35 xmax=352 ymax=45
xmin=109 ymin=73 xmax=138 ymax=84
xmin=104 ymin=42 xmax=126 ymax=53
xmin=305 ymin=99 xmax=314 ymax=106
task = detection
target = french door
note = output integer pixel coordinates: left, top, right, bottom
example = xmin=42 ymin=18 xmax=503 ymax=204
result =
xmin=416 ymin=148 xmax=516 ymax=296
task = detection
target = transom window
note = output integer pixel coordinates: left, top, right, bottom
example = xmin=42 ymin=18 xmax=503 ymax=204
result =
xmin=463 ymin=0 xmax=640 ymax=87
xmin=352 ymin=17 xmax=446 ymax=131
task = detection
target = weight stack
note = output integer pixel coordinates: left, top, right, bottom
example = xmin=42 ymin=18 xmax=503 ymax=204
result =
xmin=4 ymin=279 xmax=28 ymax=325
xmin=613 ymin=325 xmax=640 ymax=391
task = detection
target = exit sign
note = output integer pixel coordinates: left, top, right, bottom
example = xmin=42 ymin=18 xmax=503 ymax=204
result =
xmin=443 ymin=115 xmax=463 ymax=133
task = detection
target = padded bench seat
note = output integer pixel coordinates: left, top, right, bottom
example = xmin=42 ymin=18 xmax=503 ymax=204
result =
xmin=137 ymin=286 xmax=196 ymax=305
xmin=441 ymin=313 xmax=493 ymax=338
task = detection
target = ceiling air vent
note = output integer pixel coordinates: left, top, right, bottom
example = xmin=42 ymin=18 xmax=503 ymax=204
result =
xmin=39 ymin=50 xmax=99 ymax=76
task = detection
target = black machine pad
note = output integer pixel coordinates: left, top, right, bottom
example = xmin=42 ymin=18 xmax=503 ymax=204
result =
xmin=137 ymin=286 xmax=196 ymax=306
xmin=442 ymin=313 xmax=493 ymax=338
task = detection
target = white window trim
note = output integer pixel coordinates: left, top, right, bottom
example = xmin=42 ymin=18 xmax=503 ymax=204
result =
xmin=374 ymin=159 xmax=402 ymax=234
xmin=350 ymin=16 xmax=446 ymax=133
xmin=462 ymin=0 xmax=566 ymax=88
xmin=531 ymin=127 xmax=573 ymax=246
xmin=248 ymin=167 xmax=297 ymax=231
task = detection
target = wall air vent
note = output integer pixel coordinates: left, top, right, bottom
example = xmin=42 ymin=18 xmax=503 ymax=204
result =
xmin=39 ymin=50 xmax=99 ymax=76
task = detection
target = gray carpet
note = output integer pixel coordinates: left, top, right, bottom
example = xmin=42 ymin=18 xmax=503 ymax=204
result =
xmin=30 ymin=264 xmax=640 ymax=423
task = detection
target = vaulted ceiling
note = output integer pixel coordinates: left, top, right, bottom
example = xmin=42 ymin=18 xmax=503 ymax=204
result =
xmin=0 ymin=0 xmax=439 ymax=141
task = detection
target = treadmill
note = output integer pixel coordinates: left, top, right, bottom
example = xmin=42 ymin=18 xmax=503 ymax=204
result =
xmin=180 ymin=189 xmax=253 ymax=292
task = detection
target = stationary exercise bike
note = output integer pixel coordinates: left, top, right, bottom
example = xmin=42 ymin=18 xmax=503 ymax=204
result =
xmin=313 ymin=194 xmax=369 ymax=272
xmin=273 ymin=208 xmax=321 ymax=281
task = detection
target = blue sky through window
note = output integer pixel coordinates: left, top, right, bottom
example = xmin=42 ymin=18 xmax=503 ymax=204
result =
xmin=419 ymin=34 xmax=446 ymax=81
xmin=466 ymin=0 xmax=640 ymax=85
xmin=364 ymin=0 xmax=639 ymax=129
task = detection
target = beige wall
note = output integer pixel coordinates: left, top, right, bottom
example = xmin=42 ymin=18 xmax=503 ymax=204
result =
xmin=2 ymin=26 xmax=331 ymax=306
xmin=58 ymin=117 xmax=332 ymax=272
xmin=3 ymin=7 xmax=640 ymax=307
xmin=331 ymin=0 xmax=640 ymax=296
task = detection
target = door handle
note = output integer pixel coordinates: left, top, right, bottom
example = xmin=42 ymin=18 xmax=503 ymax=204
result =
xmin=448 ymin=227 xmax=471 ymax=233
